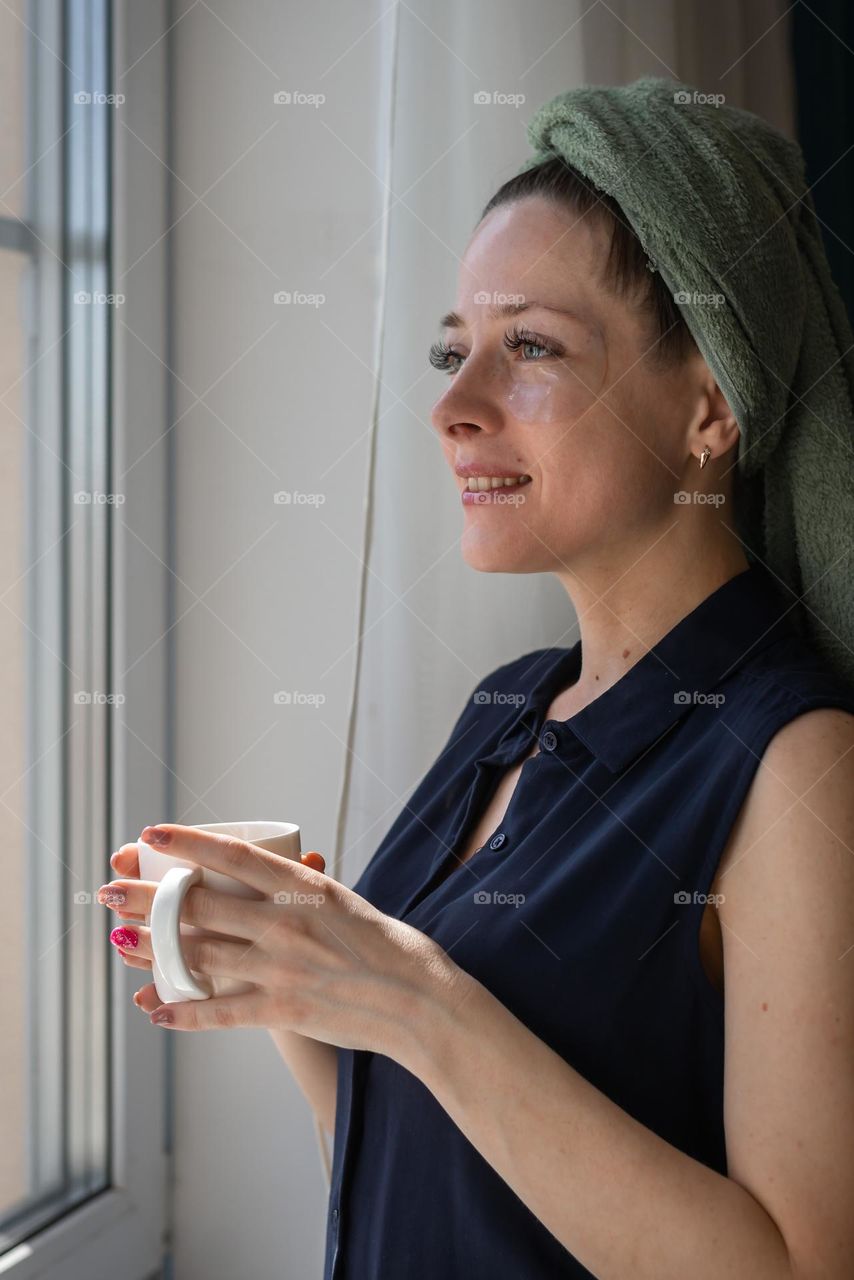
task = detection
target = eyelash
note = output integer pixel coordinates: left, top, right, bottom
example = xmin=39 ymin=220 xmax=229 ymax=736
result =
xmin=428 ymin=325 xmax=566 ymax=375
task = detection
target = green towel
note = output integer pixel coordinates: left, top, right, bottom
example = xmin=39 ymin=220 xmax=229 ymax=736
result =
xmin=516 ymin=75 xmax=854 ymax=687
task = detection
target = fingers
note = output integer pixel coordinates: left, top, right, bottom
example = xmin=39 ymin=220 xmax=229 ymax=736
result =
xmin=111 ymin=922 xmax=270 ymax=984
xmin=98 ymin=877 xmax=156 ymax=917
xmin=110 ymin=924 xmax=147 ymax=956
xmin=179 ymin=884 xmax=267 ymax=939
xmin=110 ymin=843 xmax=324 ymax=886
xmin=99 ymin=878 xmax=263 ymax=941
xmin=110 ymin=843 xmax=140 ymax=878
xmin=116 ymin=948 xmax=152 ymax=970
xmin=102 ymin=848 xmax=326 ymax=930
xmin=132 ymin=981 xmax=160 ymax=1013
xmin=110 ymin=841 xmax=327 ymax=1021
xmin=145 ymin=989 xmax=271 ymax=1031
xmin=135 ymin=824 xmax=323 ymax=897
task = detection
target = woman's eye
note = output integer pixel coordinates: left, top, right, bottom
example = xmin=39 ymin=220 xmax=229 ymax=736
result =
xmin=427 ymin=327 xmax=564 ymax=376
xmin=503 ymin=326 xmax=563 ymax=361
xmin=428 ymin=341 xmax=463 ymax=374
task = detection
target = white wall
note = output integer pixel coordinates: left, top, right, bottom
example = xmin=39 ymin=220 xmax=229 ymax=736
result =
xmin=168 ymin=2 xmax=396 ymax=1275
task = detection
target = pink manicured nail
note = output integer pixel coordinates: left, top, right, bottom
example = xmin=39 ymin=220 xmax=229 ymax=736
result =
xmin=97 ymin=886 xmax=127 ymax=905
xmin=140 ymin=826 xmax=171 ymax=846
xmin=150 ymin=1008 xmax=173 ymax=1025
xmin=110 ymin=926 xmax=138 ymax=949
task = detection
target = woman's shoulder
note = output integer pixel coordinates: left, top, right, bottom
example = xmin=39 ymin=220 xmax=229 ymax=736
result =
xmin=719 ymin=628 xmax=854 ymax=737
xmin=715 ymin=631 xmax=854 ymax=868
xmin=746 ymin=630 xmax=854 ymax=783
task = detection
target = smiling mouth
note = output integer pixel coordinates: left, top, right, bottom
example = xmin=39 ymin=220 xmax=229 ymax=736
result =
xmin=461 ymin=474 xmax=532 ymax=506
xmin=463 ymin=474 xmax=532 ymax=492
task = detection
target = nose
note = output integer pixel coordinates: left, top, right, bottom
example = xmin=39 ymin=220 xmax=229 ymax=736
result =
xmin=430 ymin=360 xmax=502 ymax=443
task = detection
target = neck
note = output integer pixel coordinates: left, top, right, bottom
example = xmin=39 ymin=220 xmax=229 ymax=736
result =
xmin=554 ymin=522 xmax=750 ymax=712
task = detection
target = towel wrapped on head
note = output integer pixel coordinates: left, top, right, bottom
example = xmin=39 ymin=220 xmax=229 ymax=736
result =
xmin=516 ymin=75 xmax=854 ymax=686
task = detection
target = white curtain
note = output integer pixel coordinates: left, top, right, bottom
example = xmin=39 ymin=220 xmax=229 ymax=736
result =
xmin=331 ymin=0 xmax=795 ymax=888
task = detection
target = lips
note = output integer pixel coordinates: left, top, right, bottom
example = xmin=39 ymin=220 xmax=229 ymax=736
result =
xmin=460 ymin=474 xmax=532 ymax=506
xmin=454 ymin=462 xmax=532 ymax=507
xmin=454 ymin=462 xmax=531 ymax=480
xmin=463 ymin=475 xmax=532 ymax=492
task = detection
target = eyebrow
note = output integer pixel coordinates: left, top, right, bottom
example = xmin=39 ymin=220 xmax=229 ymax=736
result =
xmin=439 ymin=300 xmax=592 ymax=331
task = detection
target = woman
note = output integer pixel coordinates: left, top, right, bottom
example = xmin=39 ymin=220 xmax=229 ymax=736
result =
xmin=100 ymin=79 xmax=854 ymax=1278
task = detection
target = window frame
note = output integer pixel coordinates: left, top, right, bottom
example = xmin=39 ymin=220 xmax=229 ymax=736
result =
xmin=1 ymin=3 xmax=172 ymax=1276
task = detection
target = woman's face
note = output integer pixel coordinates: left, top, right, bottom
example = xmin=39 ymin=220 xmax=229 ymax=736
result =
xmin=430 ymin=196 xmax=713 ymax=577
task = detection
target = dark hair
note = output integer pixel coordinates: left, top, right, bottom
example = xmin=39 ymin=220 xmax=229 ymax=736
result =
xmin=479 ymin=156 xmax=697 ymax=370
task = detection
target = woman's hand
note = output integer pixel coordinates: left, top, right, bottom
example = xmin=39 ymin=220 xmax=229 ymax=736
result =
xmin=100 ymin=838 xmax=328 ymax=1016
xmin=98 ymin=823 xmax=473 ymax=1064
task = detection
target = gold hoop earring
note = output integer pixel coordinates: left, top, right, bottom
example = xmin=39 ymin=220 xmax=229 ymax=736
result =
xmin=699 ymin=446 xmax=712 ymax=469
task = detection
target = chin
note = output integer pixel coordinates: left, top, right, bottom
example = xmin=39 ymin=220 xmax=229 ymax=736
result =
xmin=460 ymin=530 xmax=548 ymax=574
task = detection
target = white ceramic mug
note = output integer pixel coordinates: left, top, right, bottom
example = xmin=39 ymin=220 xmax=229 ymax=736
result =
xmin=137 ymin=820 xmax=301 ymax=1004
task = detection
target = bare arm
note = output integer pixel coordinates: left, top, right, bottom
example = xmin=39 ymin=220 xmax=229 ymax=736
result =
xmin=268 ymin=1027 xmax=337 ymax=1137
xmin=268 ymin=849 xmax=338 ymax=1136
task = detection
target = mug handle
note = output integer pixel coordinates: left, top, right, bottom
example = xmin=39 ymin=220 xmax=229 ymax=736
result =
xmin=149 ymin=865 xmax=212 ymax=1002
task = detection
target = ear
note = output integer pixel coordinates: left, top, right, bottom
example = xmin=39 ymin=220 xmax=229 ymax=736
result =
xmin=689 ymin=380 xmax=740 ymax=467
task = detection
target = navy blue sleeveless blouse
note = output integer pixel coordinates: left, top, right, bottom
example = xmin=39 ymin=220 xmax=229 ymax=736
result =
xmin=322 ymin=566 xmax=854 ymax=1279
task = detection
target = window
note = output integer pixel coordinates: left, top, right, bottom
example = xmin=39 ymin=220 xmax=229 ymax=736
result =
xmin=1 ymin=3 xmax=171 ymax=1275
